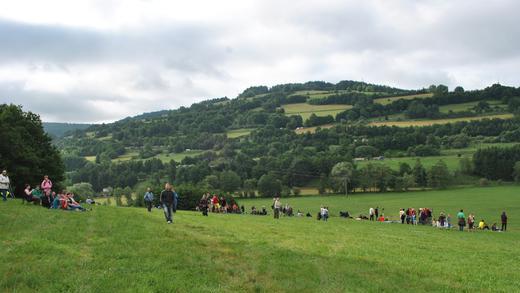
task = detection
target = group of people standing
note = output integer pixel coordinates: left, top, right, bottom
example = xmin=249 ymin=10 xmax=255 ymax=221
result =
xmin=455 ymin=210 xmax=508 ymax=232
xmin=197 ymin=193 xmax=241 ymax=216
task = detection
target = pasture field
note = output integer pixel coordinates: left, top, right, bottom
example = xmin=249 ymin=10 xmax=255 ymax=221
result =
xmin=282 ymin=103 xmax=352 ymax=120
xmin=355 ymin=155 xmax=467 ymax=171
xmin=373 ymin=93 xmax=433 ymax=105
xmin=368 ymin=113 xmax=514 ymax=127
xmin=438 ymin=100 xmax=504 ymax=113
xmin=154 ymin=149 xmax=204 ymax=163
xmin=1 ymin=186 xmax=519 ymax=292
xmin=226 ymin=128 xmax=254 ymax=138
xmin=112 ymin=151 xmax=139 ymax=162
xmin=355 ymin=143 xmax=520 ymax=172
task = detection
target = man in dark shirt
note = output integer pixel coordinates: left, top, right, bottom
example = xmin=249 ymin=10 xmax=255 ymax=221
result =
xmin=160 ymin=183 xmax=176 ymax=224
xmin=501 ymin=211 xmax=508 ymax=231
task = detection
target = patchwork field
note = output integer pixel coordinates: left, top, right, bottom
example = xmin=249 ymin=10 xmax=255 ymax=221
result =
xmin=282 ymin=103 xmax=352 ymax=120
xmin=368 ymin=113 xmax=514 ymax=127
xmin=438 ymin=100 xmax=505 ymax=113
xmin=1 ymin=186 xmax=519 ymax=292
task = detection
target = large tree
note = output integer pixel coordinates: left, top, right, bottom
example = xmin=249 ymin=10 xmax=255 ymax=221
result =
xmin=0 ymin=104 xmax=65 ymax=195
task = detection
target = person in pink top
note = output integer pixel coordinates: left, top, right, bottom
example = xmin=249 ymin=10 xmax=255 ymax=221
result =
xmin=41 ymin=175 xmax=53 ymax=196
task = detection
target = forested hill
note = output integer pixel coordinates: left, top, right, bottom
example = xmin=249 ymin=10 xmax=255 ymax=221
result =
xmin=56 ymin=80 xmax=520 ymax=198
xmin=43 ymin=122 xmax=91 ymax=138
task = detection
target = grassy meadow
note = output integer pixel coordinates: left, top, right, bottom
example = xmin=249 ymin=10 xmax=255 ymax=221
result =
xmin=281 ymin=103 xmax=352 ymax=120
xmin=438 ymin=100 xmax=504 ymax=113
xmin=373 ymin=93 xmax=433 ymax=105
xmin=1 ymin=186 xmax=519 ymax=292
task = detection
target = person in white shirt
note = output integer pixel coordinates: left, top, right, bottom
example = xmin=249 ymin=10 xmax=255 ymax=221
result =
xmin=369 ymin=207 xmax=375 ymax=221
xmin=0 ymin=170 xmax=10 ymax=201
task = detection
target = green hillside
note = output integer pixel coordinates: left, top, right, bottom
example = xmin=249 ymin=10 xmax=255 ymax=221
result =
xmin=43 ymin=122 xmax=91 ymax=138
xmin=1 ymin=186 xmax=519 ymax=292
xmin=53 ymin=81 xmax=520 ymax=196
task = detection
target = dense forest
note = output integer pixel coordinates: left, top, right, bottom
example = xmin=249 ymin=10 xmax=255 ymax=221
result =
xmin=47 ymin=80 xmax=520 ymax=205
xmin=0 ymin=105 xmax=65 ymax=195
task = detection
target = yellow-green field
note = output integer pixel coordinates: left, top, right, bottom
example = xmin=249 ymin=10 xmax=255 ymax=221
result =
xmin=368 ymin=113 xmax=514 ymax=127
xmin=85 ymin=156 xmax=96 ymax=162
xmin=373 ymin=93 xmax=433 ymax=105
xmin=226 ymin=128 xmax=254 ymax=138
xmin=282 ymin=103 xmax=352 ymax=120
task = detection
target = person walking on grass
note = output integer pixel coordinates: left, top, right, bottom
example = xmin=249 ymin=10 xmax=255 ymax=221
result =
xmin=160 ymin=183 xmax=176 ymax=224
xmin=144 ymin=187 xmax=154 ymax=212
xmin=0 ymin=170 xmax=10 ymax=201
xmin=501 ymin=211 xmax=508 ymax=232
xmin=457 ymin=209 xmax=466 ymax=232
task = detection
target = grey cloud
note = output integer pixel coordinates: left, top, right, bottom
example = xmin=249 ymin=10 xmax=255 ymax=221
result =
xmin=0 ymin=19 xmax=230 ymax=76
xmin=1 ymin=1 xmax=520 ymax=123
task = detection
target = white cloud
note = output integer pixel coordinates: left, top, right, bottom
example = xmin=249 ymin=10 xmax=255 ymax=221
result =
xmin=0 ymin=0 xmax=519 ymax=122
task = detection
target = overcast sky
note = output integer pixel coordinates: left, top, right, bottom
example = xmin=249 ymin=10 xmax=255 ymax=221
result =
xmin=0 ymin=0 xmax=519 ymax=123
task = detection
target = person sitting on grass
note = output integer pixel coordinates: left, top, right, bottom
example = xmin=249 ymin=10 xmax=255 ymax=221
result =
xmin=31 ymin=186 xmax=43 ymax=205
xmin=491 ymin=223 xmax=501 ymax=232
xmin=66 ymin=193 xmax=87 ymax=211
xmin=478 ymin=219 xmax=489 ymax=230
xmin=23 ymin=184 xmax=34 ymax=204
xmin=51 ymin=192 xmax=62 ymax=209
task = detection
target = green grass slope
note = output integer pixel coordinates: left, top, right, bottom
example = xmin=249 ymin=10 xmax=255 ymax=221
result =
xmin=1 ymin=186 xmax=519 ymax=292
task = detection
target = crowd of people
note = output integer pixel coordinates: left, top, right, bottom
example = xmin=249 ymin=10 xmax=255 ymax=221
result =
xmin=196 ymin=193 xmax=243 ymax=216
xmin=4 ymin=167 xmax=512 ymax=232
xmin=0 ymin=169 xmax=89 ymax=211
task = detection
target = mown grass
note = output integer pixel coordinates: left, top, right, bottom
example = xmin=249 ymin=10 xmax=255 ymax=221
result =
xmin=282 ymin=103 xmax=352 ymax=120
xmin=1 ymin=186 xmax=519 ymax=292
xmin=240 ymin=186 xmax=519 ymax=227
xmin=368 ymin=113 xmax=514 ymax=127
